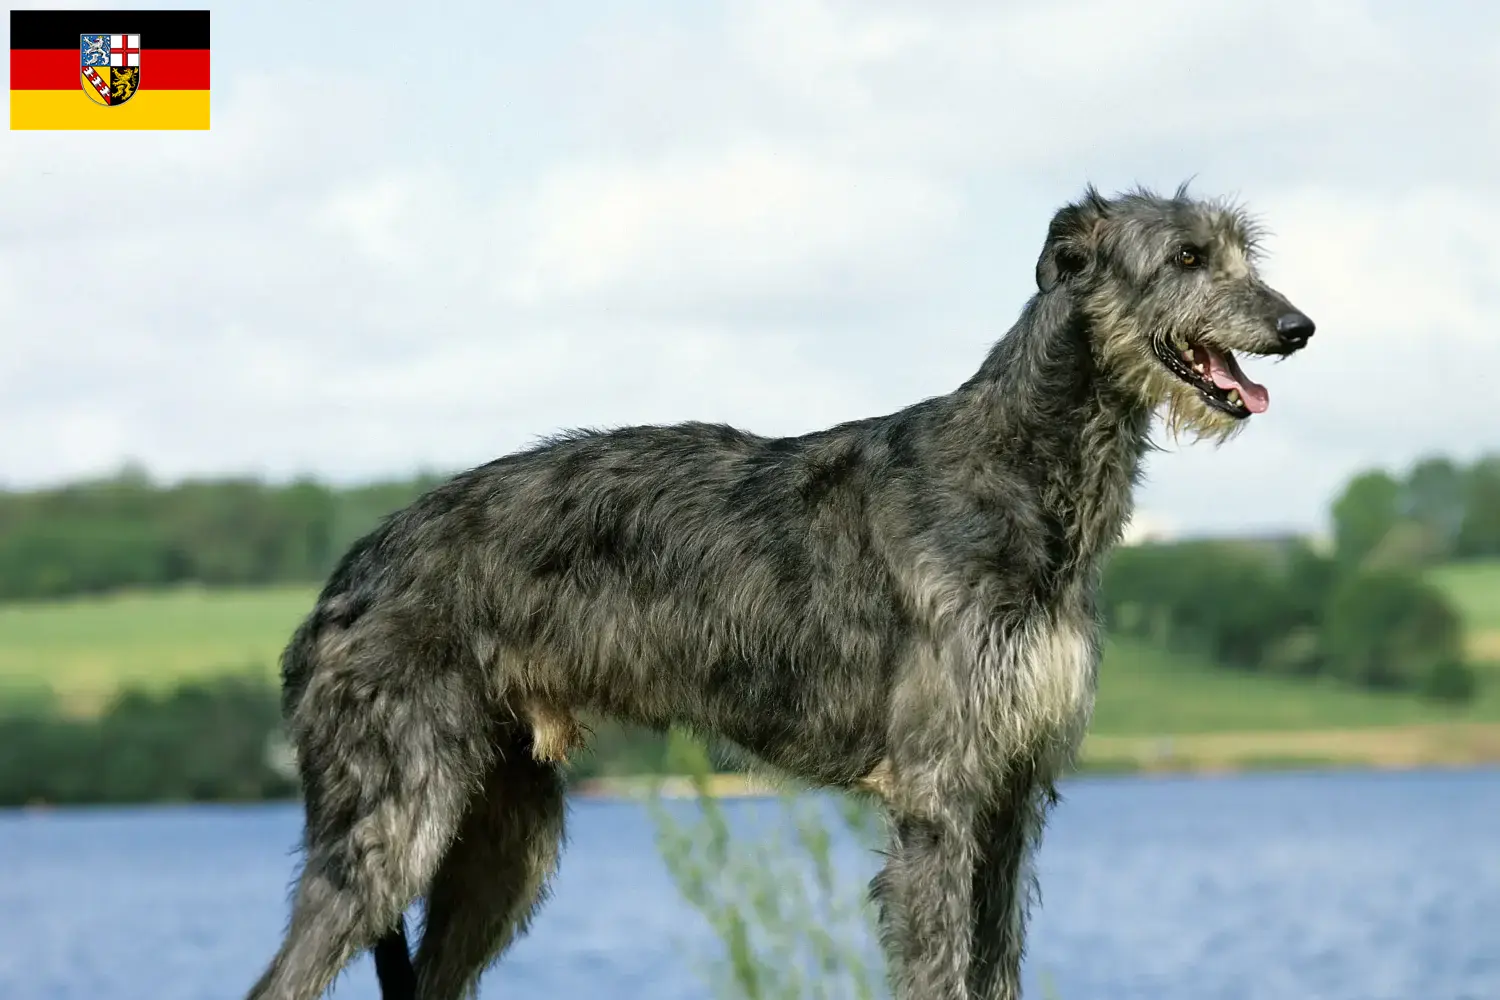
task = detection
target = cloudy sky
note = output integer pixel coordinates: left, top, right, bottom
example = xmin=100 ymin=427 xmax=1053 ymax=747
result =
xmin=3 ymin=0 xmax=1497 ymax=537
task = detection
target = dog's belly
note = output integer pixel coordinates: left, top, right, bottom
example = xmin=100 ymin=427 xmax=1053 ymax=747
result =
xmin=565 ymin=642 xmax=893 ymax=788
xmin=715 ymin=709 xmax=888 ymax=788
xmin=689 ymin=646 xmax=893 ymax=786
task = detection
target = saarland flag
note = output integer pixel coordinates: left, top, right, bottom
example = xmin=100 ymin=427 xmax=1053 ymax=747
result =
xmin=10 ymin=9 xmax=210 ymax=130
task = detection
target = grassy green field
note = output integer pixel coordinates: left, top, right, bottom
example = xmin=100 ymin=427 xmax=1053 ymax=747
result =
xmin=3 ymin=575 xmax=1498 ymax=731
xmin=1090 ymin=640 xmax=1500 ymax=734
xmin=1429 ymin=559 xmax=1500 ymax=663
xmin=0 ymin=585 xmax=312 ymax=712
xmin=1428 ymin=560 xmax=1500 ymax=629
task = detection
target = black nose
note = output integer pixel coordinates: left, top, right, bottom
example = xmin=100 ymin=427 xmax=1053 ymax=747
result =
xmin=1276 ymin=311 xmax=1315 ymax=348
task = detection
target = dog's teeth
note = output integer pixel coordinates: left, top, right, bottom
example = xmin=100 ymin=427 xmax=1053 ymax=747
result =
xmin=1228 ymin=389 xmax=1242 ymax=405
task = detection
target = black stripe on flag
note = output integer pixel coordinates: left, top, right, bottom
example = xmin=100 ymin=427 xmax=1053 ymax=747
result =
xmin=9 ymin=10 xmax=210 ymax=50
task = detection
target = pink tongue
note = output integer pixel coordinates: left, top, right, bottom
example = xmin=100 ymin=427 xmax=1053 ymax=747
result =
xmin=1203 ymin=347 xmax=1269 ymax=413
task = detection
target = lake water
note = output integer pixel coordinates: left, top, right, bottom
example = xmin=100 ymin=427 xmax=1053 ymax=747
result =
xmin=1 ymin=768 xmax=1496 ymax=1000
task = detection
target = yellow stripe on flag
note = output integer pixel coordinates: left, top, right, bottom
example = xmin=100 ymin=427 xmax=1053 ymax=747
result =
xmin=10 ymin=89 xmax=210 ymax=130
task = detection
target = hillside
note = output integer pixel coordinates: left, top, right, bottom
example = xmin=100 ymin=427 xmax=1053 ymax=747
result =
xmin=0 ymin=585 xmax=311 ymax=713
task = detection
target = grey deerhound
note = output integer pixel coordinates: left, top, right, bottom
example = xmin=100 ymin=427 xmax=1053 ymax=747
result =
xmin=246 ymin=184 xmax=1314 ymax=1000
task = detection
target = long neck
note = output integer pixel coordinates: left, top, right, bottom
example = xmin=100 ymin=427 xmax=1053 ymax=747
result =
xmin=938 ymin=287 xmax=1154 ymax=581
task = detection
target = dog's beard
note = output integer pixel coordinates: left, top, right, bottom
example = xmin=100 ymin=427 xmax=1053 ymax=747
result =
xmin=1159 ymin=376 xmax=1246 ymax=445
xmin=1107 ymin=342 xmax=1247 ymax=446
xmin=1094 ymin=314 xmax=1254 ymax=446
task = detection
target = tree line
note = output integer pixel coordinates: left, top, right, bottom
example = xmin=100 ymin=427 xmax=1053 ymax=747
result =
xmin=1 ymin=451 xmax=1496 ymax=601
xmin=0 ymin=464 xmax=444 ymax=600
xmin=1100 ymin=538 xmax=1475 ymax=703
xmin=0 ymin=676 xmax=694 ymax=807
xmin=1331 ymin=454 xmax=1500 ymax=569
xmin=0 ymin=674 xmax=297 ymax=806
xmin=1099 ymin=450 xmax=1498 ymax=705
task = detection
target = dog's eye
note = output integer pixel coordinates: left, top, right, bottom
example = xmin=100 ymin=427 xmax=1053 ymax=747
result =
xmin=1175 ymin=248 xmax=1203 ymax=269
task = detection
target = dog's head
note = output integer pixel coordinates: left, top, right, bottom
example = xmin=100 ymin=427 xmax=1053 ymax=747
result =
xmin=1036 ymin=184 xmax=1314 ymax=441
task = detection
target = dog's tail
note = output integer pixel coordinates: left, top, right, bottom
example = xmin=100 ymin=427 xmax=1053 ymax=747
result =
xmin=372 ymin=916 xmax=417 ymax=1000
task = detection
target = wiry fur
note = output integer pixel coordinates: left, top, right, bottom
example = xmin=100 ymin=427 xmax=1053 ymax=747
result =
xmin=245 ymin=184 xmax=1313 ymax=1000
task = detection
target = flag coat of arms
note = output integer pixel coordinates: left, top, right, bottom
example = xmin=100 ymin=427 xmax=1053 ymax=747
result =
xmin=10 ymin=10 xmax=210 ymax=130
xmin=81 ymin=34 xmax=143 ymax=107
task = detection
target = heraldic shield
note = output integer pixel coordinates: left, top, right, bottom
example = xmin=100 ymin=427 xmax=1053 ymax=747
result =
xmin=80 ymin=33 xmax=141 ymax=107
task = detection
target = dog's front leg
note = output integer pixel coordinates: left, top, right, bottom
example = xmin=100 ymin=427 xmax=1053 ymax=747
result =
xmin=873 ymin=643 xmax=988 ymax=1000
xmin=872 ymin=793 xmax=980 ymax=1000
xmin=966 ymin=762 xmax=1052 ymax=1000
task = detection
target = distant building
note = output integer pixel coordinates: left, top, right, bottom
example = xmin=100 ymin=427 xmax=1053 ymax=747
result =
xmin=1169 ymin=528 xmax=1329 ymax=570
xmin=1120 ymin=511 xmax=1174 ymax=547
xmin=1118 ymin=516 xmax=1329 ymax=555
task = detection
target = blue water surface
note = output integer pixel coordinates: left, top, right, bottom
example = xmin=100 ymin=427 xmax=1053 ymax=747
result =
xmin=1 ymin=768 xmax=1496 ymax=1000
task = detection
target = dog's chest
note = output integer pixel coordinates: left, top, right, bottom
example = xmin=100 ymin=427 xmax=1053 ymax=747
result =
xmin=1009 ymin=612 xmax=1100 ymax=746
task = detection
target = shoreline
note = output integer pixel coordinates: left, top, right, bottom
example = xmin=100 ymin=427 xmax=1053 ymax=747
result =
xmin=571 ymin=722 xmax=1500 ymax=799
xmin=7 ymin=723 xmax=1498 ymax=812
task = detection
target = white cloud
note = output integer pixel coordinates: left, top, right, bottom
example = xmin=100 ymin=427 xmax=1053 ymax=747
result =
xmin=498 ymin=141 xmax=959 ymax=314
xmin=724 ymin=0 xmax=1408 ymax=177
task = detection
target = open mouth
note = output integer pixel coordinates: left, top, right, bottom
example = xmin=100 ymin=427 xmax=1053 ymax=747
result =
xmin=1153 ymin=337 xmax=1270 ymax=419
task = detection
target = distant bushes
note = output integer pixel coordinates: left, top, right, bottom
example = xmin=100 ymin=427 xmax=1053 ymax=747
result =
xmin=0 ymin=673 xmax=694 ymax=807
xmin=1101 ymin=539 xmax=1326 ymax=670
xmin=0 ymin=466 xmax=445 ymax=601
xmin=1101 ymin=538 xmax=1479 ymax=703
xmin=1 ymin=450 xmax=1484 ymax=603
xmin=567 ymin=716 xmax=683 ymax=782
xmin=1322 ymin=570 xmax=1466 ymax=690
xmin=0 ymin=673 xmax=297 ymax=807
xmin=1097 ymin=449 xmax=1495 ymax=703
xmin=1331 ymin=454 xmax=1500 ymax=570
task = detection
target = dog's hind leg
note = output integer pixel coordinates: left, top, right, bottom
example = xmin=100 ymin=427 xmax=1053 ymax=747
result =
xmin=414 ymin=730 xmax=567 ymax=1000
xmin=246 ymin=657 xmax=492 ymax=1000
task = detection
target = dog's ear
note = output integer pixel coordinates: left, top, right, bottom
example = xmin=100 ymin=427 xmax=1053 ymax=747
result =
xmin=1036 ymin=187 xmax=1109 ymax=292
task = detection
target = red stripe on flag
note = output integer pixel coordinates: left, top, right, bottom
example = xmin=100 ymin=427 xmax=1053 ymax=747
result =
xmin=10 ymin=49 xmax=210 ymax=90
